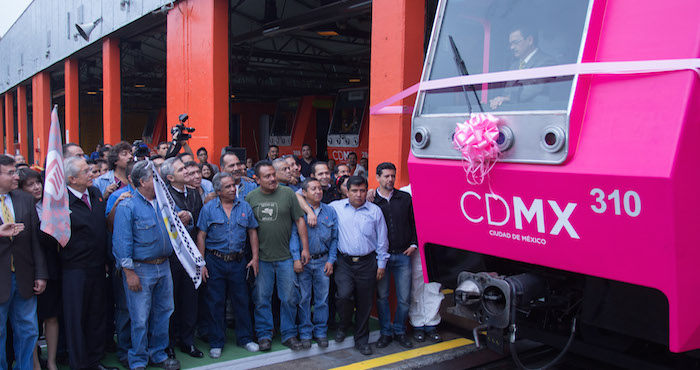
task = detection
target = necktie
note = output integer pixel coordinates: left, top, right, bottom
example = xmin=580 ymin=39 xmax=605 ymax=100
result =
xmin=2 ymin=195 xmax=15 ymax=272
xmin=81 ymin=193 xmax=92 ymax=211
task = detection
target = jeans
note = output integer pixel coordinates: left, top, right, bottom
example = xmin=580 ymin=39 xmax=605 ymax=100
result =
xmin=123 ymin=261 xmax=174 ymax=369
xmin=113 ymin=270 xmax=131 ymax=361
xmin=254 ymin=258 xmax=299 ymax=342
xmin=0 ymin=274 xmax=38 ymax=370
xmin=298 ymin=258 xmax=330 ymax=340
xmin=377 ymin=253 xmax=412 ymax=336
xmin=206 ymin=254 xmax=254 ymax=348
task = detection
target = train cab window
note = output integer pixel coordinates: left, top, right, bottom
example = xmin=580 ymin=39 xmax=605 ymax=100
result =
xmin=270 ymin=98 xmax=299 ymax=146
xmin=413 ymin=0 xmax=593 ymax=163
xmin=327 ymin=88 xmax=368 ymax=147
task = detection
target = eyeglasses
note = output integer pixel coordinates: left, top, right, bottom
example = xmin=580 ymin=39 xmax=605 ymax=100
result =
xmin=0 ymin=170 xmax=17 ymax=176
xmin=510 ymin=38 xmax=525 ymax=46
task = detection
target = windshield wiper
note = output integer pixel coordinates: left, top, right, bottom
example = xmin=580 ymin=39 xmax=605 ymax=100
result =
xmin=448 ymin=35 xmax=484 ymax=113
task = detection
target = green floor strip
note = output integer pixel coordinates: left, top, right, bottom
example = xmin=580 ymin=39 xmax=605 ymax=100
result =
xmin=47 ymin=319 xmax=380 ymax=369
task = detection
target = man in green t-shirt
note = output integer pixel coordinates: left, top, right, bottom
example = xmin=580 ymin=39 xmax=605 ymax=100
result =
xmin=245 ymin=161 xmax=310 ymax=351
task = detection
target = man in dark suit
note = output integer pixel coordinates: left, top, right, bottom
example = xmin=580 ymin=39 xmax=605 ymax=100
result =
xmin=0 ymin=154 xmax=47 ymax=370
xmin=61 ymin=156 xmax=116 ymax=370
xmin=160 ymin=158 xmax=204 ymax=359
xmin=489 ymin=25 xmax=556 ymax=110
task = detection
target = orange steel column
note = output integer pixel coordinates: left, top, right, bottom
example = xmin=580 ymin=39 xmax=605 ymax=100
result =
xmin=32 ymin=72 xmax=52 ymax=165
xmin=167 ymin=0 xmax=229 ymax=166
xmin=369 ymin=0 xmax=424 ymax=188
xmin=103 ymin=38 xmax=121 ymax=145
xmin=65 ymin=58 xmax=80 ymax=145
xmin=5 ymin=93 xmax=14 ymax=155
xmin=17 ymin=86 xmax=28 ymax=158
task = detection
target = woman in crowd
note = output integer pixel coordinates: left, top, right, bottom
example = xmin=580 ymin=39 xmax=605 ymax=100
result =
xmin=18 ymin=169 xmax=60 ymax=370
xmin=336 ymin=175 xmax=350 ymax=199
xmin=200 ymin=162 xmax=215 ymax=181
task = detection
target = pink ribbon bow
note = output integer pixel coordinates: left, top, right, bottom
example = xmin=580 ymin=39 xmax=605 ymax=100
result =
xmin=452 ymin=113 xmax=501 ymax=185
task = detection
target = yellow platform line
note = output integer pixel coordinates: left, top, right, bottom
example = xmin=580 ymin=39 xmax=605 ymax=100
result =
xmin=329 ymin=337 xmax=474 ymax=370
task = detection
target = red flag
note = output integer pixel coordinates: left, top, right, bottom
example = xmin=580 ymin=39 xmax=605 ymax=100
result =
xmin=40 ymin=105 xmax=71 ymax=247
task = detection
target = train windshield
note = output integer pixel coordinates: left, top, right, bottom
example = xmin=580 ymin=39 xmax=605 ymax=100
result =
xmin=329 ymin=89 xmax=368 ymax=135
xmin=420 ymin=0 xmax=591 ymax=115
xmin=271 ymin=99 xmax=299 ymax=136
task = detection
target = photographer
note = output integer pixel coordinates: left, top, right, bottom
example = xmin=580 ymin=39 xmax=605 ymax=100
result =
xmin=164 ymin=114 xmax=195 ymax=159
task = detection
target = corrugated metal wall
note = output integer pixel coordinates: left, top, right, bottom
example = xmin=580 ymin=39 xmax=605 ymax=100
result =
xmin=0 ymin=0 xmax=173 ymax=94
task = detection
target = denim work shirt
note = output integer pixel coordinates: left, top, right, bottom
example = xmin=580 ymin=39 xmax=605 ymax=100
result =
xmin=329 ymin=198 xmax=390 ymax=269
xmin=289 ymin=202 xmax=339 ymax=264
xmin=112 ymin=188 xmax=173 ymax=269
xmin=197 ymin=197 xmax=258 ymax=254
xmin=94 ymin=170 xmax=120 ymax=194
xmin=236 ymin=179 xmax=258 ymax=201
xmin=105 ymin=184 xmax=134 ymax=217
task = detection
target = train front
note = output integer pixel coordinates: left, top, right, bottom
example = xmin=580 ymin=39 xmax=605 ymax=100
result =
xmin=408 ymin=0 xmax=700 ymax=354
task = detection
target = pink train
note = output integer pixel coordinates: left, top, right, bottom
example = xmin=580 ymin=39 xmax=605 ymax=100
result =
xmin=407 ymin=0 xmax=700 ymax=362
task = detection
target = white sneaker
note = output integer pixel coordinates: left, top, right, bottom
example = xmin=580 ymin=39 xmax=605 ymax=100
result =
xmin=244 ymin=342 xmax=260 ymax=352
xmin=210 ymin=348 xmax=222 ymax=359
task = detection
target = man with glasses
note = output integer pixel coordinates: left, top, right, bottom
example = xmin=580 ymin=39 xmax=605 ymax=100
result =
xmin=0 ymin=155 xmax=47 ymax=369
xmin=489 ymin=25 xmax=555 ymax=110
xmin=160 ymin=158 xmax=203 ymax=360
xmin=61 ymin=156 xmax=117 ymax=370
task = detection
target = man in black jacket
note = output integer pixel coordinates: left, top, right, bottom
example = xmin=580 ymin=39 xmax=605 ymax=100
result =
xmin=311 ymin=162 xmax=341 ymax=204
xmin=61 ymin=156 xmax=116 ymax=370
xmin=160 ymin=157 xmax=204 ymax=359
xmin=373 ymin=162 xmax=418 ymax=349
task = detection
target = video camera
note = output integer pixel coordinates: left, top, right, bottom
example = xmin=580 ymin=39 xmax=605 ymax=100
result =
xmin=171 ymin=113 xmax=195 ymax=141
xmin=132 ymin=140 xmax=150 ymax=158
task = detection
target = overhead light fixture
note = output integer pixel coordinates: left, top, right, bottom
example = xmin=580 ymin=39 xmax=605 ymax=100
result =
xmin=75 ymin=17 xmax=102 ymax=41
xmin=317 ymin=31 xmax=339 ymax=36
xmin=230 ymin=94 xmax=236 ymax=98
xmin=349 ymin=78 xmax=361 ymax=83
xmin=262 ymin=26 xmax=281 ymax=35
xmin=134 ymin=84 xmax=145 ymax=88
xmin=86 ymin=91 xmax=97 ymax=95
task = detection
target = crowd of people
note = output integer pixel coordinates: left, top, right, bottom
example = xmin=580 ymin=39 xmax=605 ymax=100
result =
xmin=1 ymin=140 xmax=443 ymax=370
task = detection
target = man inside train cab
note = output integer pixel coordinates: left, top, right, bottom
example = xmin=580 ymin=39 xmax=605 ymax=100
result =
xmin=489 ymin=25 xmax=555 ymax=110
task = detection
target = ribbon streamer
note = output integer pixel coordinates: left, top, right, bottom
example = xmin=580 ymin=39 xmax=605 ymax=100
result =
xmin=370 ymin=58 xmax=700 ymax=115
xmin=453 ymin=114 xmax=501 ymax=185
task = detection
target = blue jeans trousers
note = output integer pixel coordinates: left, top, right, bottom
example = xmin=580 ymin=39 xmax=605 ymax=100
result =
xmin=298 ymin=257 xmax=330 ymax=340
xmin=123 ymin=261 xmax=174 ymax=369
xmin=253 ymin=258 xmax=299 ymax=342
xmin=0 ymin=274 xmax=38 ymax=370
xmin=377 ymin=253 xmax=412 ymax=336
xmin=205 ymin=254 xmax=254 ymax=348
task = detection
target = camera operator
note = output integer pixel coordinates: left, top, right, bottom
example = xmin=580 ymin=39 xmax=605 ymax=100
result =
xmin=164 ymin=114 xmax=195 ymax=159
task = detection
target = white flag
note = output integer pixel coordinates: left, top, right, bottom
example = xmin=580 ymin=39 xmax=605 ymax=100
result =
xmin=149 ymin=161 xmax=205 ymax=288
